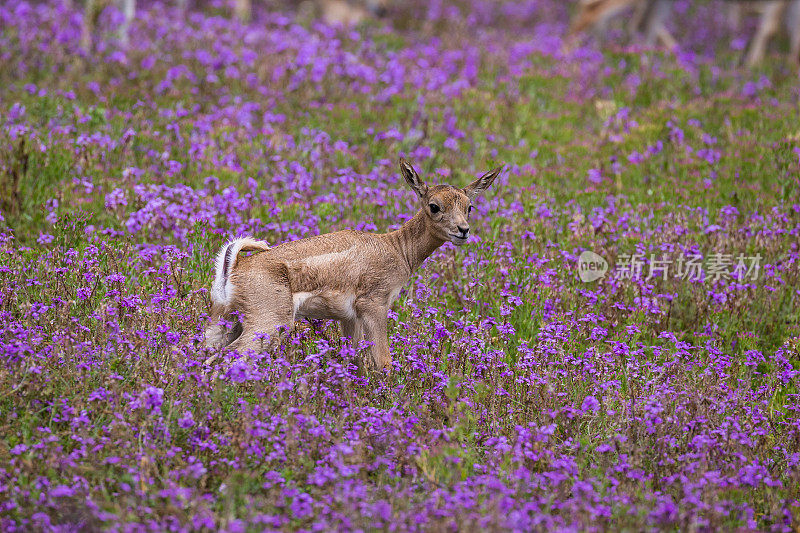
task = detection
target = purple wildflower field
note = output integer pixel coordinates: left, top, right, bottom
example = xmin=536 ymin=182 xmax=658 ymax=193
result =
xmin=1 ymin=0 xmax=800 ymax=530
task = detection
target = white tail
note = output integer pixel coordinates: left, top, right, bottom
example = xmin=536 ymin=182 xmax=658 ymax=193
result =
xmin=211 ymin=237 xmax=270 ymax=306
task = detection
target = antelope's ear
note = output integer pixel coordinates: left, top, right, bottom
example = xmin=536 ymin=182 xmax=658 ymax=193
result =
xmin=464 ymin=167 xmax=501 ymax=200
xmin=399 ymin=159 xmax=428 ymax=200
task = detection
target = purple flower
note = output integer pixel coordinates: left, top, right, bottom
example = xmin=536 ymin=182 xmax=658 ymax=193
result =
xmin=178 ymin=411 xmax=195 ymax=429
xmin=10 ymin=444 xmax=28 ymax=456
xmin=141 ymin=386 xmax=164 ymax=411
xmin=580 ymin=396 xmax=600 ymax=413
xmin=49 ymin=485 xmax=75 ymax=498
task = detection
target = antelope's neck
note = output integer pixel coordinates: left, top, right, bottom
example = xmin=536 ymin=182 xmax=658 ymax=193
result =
xmin=389 ymin=209 xmax=445 ymax=275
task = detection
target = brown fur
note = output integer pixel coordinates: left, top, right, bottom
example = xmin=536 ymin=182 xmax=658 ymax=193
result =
xmin=204 ymin=159 xmax=501 ymax=370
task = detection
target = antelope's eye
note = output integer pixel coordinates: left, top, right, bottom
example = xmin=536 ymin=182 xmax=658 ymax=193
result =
xmin=429 ymin=203 xmax=440 ymax=214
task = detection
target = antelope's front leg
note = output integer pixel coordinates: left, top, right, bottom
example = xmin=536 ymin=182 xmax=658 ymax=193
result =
xmin=360 ymin=307 xmax=391 ymax=370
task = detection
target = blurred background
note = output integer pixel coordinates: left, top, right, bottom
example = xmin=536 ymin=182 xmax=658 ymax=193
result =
xmin=22 ymin=0 xmax=800 ymax=69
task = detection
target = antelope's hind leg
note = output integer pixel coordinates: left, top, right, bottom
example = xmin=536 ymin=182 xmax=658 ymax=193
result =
xmin=340 ymin=318 xmax=364 ymax=346
xmin=204 ymin=306 xmax=246 ymax=368
xmin=205 ymin=304 xmax=235 ymax=350
xmin=227 ymin=266 xmax=295 ymax=354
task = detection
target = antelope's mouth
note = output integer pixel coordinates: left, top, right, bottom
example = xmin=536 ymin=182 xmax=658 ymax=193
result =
xmin=449 ymin=234 xmax=468 ymax=245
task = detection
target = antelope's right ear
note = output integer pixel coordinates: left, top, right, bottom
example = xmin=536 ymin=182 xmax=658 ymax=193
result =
xmin=399 ymin=159 xmax=428 ymax=200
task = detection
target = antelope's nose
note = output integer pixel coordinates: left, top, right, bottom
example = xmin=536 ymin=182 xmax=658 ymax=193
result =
xmin=457 ymin=225 xmax=469 ymax=238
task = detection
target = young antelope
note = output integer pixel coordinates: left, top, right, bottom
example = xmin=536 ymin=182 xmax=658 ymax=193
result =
xmin=205 ymin=159 xmax=501 ymax=369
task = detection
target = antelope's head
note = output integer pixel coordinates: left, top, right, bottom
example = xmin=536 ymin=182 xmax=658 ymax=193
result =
xmin=399 ymin=159 xmax=501 ymax=246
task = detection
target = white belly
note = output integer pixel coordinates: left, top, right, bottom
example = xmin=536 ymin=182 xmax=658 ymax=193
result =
xmin=293 ymin=291 xmax=356 ymax=321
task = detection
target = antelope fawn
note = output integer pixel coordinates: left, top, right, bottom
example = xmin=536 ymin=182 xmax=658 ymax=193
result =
xmin=204 ymin=160 xmax=501 ymax=369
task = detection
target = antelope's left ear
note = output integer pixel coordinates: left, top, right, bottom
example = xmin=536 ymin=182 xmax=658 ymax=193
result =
xmin=464 ymin=167 xmax=502 ymax=200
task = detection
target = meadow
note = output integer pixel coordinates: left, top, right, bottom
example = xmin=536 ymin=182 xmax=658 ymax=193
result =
xmin=1 ymin=0 xmax=799 ymax=530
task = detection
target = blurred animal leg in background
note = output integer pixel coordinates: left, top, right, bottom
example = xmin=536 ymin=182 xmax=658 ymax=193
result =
xmin=81 ymin=0 xmax=135 ymax=51
xmin=628 ymin=0 xmax=648 ymax=35
xmin=81 ymin=0 xmax=101 ymax=51
xmin=563 ymin=0 xmax=641 ymax=51
xmin=744 ymin=1 xmax=785 ymax=67
xmin=787 ymin=0 xmax=800 ymax=67
xmin=234 ymin=0 xmax=251 ymax=22
xmin=639 ymin=0 xmax=676 ymax=48
xmin=118 ymin=0 xmax=135 ymax=47
xmin=565 ymin=0 xmax=676 ymax=51
xmin=728 ymin=2 xmax=742 ymax=30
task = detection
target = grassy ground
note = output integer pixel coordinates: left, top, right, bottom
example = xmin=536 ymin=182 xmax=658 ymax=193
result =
xmin=1 ymin=0 xmax=799 ymax=530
